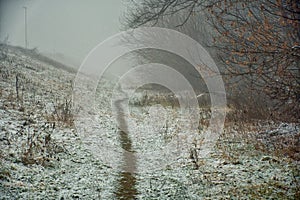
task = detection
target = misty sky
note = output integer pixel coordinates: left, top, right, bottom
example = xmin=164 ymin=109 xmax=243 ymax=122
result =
xmin=0 ymin=0 xmax=125 ymax=67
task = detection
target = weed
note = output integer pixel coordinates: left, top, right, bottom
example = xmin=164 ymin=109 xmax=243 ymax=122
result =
xmin=45 ymin=97 xmax=74 ymax=127
xmin=20 ymin=122 xmax=65 ymax=167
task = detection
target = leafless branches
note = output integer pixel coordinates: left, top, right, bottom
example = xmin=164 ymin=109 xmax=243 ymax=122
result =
xmin=123 ymin=0 xmax=300 ymax=121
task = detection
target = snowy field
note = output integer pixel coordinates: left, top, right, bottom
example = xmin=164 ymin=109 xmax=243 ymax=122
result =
xmin=0 ymin=46 xmax=299 ymax=199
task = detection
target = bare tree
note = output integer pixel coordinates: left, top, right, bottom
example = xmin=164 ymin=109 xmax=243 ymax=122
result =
xmin=123 ymin=0 xmax=300 ymax=121
xmin=207 ymin=0 xmax=300 ymax=120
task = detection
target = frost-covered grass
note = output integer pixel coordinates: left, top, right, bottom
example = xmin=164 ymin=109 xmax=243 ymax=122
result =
xmin=0 ymin=45 xmax=299 ymax=199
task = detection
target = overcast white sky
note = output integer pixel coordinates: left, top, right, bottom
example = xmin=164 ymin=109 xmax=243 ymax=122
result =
xmin=0 ymin=0 xmax=126 ymax=67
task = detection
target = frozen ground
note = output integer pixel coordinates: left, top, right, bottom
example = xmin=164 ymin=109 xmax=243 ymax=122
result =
xmin=0 ymin=46 xmax=299 ymax=199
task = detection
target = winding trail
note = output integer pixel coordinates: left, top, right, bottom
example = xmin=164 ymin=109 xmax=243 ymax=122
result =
xmin=113 ymin=97 xmax=138 ymax=199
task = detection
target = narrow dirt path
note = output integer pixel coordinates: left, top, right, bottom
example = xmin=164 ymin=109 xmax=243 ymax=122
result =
xmin=113 ymin=97 xmax=138 ymax=199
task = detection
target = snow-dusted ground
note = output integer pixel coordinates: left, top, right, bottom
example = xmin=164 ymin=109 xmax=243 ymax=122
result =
xmin=0 ymin=46 xmax=299 ymax=199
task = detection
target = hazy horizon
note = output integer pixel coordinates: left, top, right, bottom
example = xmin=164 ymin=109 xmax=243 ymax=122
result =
xmin=0 ymin=0 xmax=125 ymax=68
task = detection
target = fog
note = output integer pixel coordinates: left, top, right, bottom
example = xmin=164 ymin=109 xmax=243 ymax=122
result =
xmin=0 ymin=0 xmax=125 ymax=67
